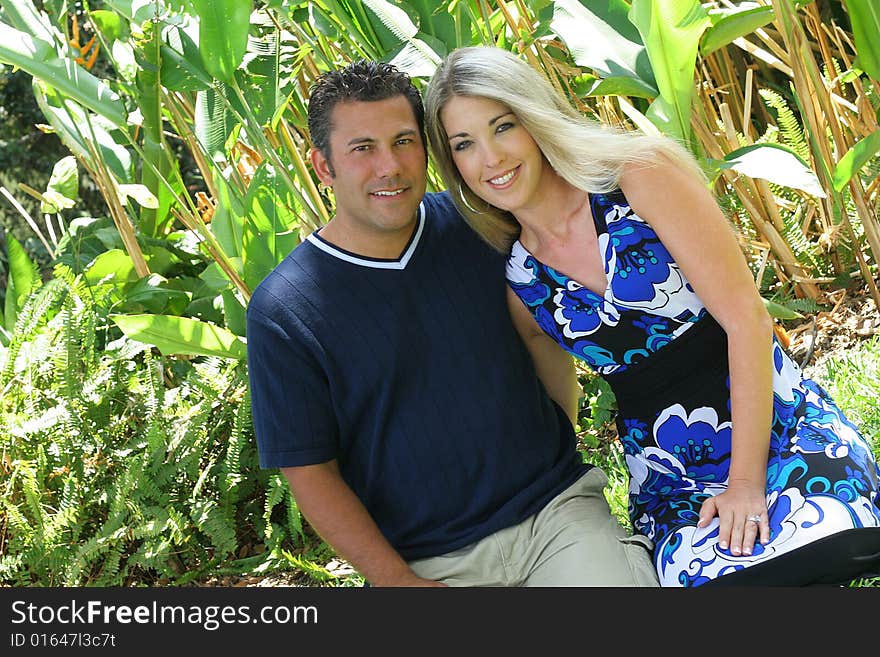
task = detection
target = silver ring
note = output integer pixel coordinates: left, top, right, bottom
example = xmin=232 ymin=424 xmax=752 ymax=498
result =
xmin=746 ymin=514 xmax=762 ymax=523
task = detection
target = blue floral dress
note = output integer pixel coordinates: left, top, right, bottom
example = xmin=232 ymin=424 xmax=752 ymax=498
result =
xmin=506 ymin=188 xmax=880 ymax=587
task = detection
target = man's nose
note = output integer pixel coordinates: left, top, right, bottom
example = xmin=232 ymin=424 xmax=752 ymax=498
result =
xmin=375 ymin=147 xmax=402 ymax=178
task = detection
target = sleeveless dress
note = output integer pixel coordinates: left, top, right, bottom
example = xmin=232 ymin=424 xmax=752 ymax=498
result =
xmin=506 ymin=188 xmax=880 ymax=587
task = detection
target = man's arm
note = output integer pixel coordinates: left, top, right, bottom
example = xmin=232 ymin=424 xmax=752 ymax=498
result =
xmin=282 ymin=460 xmax=446 ymax=587
xmin=506 ymin=288 xmax=581 ymax=426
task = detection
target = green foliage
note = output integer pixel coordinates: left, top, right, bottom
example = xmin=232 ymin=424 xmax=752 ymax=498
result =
xmin=1 ymin=0 xmax=878 ymax=589
xmin=780 ymin=209 xmax=827 ymax=277
xmin=0 ymin=274 xmax=304 ymax=586
xmin=812 ymin=333 xmax=880 ymax=588
xmin=576 ymin=368 xmax=617 ymax=448
xmin=771 ymin=294 xmax=821 ymax=318
xmin=758 ymin=88 xmax=811 ymax=164
xmin=820 ymin=333 xmax=880 ymax=453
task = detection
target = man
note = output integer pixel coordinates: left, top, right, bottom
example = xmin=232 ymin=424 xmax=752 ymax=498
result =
xmin=246 ymin=60 xmax=658 ymax=587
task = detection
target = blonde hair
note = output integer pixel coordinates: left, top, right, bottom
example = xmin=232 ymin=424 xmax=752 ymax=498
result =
xmin=425 ymin=46 xmax=707 ymax=252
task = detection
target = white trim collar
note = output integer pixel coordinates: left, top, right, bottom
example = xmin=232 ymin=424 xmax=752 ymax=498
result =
xmin=305 ymin=201 xmax=425 ymax=270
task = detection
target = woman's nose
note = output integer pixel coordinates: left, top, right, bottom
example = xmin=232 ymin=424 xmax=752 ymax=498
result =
xmin=481 ymin=143 xmax=504 ymax=168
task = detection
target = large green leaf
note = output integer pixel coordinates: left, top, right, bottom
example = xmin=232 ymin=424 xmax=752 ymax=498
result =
xmin=406 ymin=0 xmax=460 ymax=51
xmin=102 ymin=0 xmax=165 ymax=24
xmin=0 ymin=0 xmax=57 ymax=44
xmin=843 ymin=0 xmax=880 ymax=81
xmin=84 ymin=249 xmax=139 ymax=287
xmin=110 ymin=313 xmax=247 ymax=360
xmin=3 ymin=236 xmax=39 ymax=332
xmin=0 ymin=22 xmax=127 ymax=128
xmin=723 ymin=143 xmax=826 ymax=198
xmin=158 ymin=18 xmax=213 ymax=92
xmin=122 ymin=274 xmax=192 ymax=315
xmin=362 ymin=0 xmax=442 ymax=75
xmin=701 ymin=4 xmax=775 ymax=56
xmin=190 ymin=0 xmax=253 ymax=84
xmin=221 ymin=289 xmax=247 ymax=338
xmin=577 ymin=74 xmax=659 ymax=99
xmin=552 ymin=0 xmax=657 ymax=93
xmin=195 ymin=87 xmax=236 ymax=161
xmin=763 ymin=297 xmax=804 ymax=320
xmin=629 ymin=0 xmax=710 ymax=150
xmin=136 ymin=18 xmax=179 ymax=237
xmin=832 ymin=129 xmax=880 ymax=192
xmin=33 ymin=81 xmax=133 ymax=182
xmin=241 ymin=163 xmax=300 ymax=293
xmin=209 ymin=173 xmax=245 ymax=261
xmin=388 ymin=37 xmax=444 ymax=78
xmin=89 ymin=10 xmax=129 ymax=42
xmin=41 ymin=156 xmax=79 ymax=214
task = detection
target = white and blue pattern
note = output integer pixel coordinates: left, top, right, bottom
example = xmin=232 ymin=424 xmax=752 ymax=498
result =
xmin=507 ymin=189 xmax=880 ymax=587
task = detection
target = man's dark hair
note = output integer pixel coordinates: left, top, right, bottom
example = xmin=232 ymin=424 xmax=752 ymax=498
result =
xmin=307 ymin=60 xmax=425 ymax=171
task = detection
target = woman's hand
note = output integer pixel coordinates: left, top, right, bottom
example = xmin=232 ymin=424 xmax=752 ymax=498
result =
xmin=697 ymin=481 xmax=770 ymax=556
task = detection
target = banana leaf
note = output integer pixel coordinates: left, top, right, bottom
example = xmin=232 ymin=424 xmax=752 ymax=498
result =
xmin=111 ymin=313 xmax=247 ymax=360
xmin=832 ymin=129 xmax=880 ymax=192
xmin=843 ymin=0 xmax=880 ymax=81
xmin=189 ymin=0 xmax=253 ymax=84
xmin=0 ymin=22 xmax=127 ymax=128
xmin=552 ymin=0 xmax=658 ymax=95
xmin=629 ymin=0 xmax=710 ymax=151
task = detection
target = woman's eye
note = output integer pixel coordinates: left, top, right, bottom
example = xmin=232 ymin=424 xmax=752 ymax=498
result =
xmin=453 ymin=140 xmax=472 ymax=152
xmin=496 ymin=122 xmax=514 ymax=133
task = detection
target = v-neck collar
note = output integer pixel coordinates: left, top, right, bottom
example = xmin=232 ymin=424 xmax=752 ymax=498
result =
xmin=306 ymin=201 xmax=425 ymax=270
xmin=509 ymin=192 xmax=612 ymax=298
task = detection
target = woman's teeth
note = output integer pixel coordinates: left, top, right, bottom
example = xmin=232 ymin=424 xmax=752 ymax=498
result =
xmin=489 ymin=170 xmax=516 ymax=185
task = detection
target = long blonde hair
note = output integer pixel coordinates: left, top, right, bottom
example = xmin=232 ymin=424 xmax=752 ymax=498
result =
xmin=425 ymin=46 xmax=707 ymax=252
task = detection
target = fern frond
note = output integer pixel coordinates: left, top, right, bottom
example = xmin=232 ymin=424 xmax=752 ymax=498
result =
xmin=781 ymin=209 xmax=827 ymax=276
xmin=0 ymin=278 xmax=68 ymax=387
xmin=786 ymin=297 xmax=822 ymax=314
xmin=262 ymin=471 xmax=288 ymax=545
xmin=191 ymin=499 xmax=237 ymax=558
xmin=280 ymin=550 xmax=336 ymax=584
xmin=0 ymin=553 xmax=27 ymax=585
xmin=758 ymin=88 xmax=811 ymax=163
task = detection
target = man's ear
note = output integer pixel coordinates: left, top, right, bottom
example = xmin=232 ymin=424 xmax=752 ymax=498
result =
xmin=310 ymin=148 xmax=335 ymax=186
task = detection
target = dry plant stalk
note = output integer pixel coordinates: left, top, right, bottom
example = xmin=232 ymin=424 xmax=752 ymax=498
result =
xmin=769 ymin=0 xmax=880 ymax=308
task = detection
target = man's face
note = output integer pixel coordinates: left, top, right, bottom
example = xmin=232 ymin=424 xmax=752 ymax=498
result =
xmin=311 ymin=96 xmax=428 ymax=251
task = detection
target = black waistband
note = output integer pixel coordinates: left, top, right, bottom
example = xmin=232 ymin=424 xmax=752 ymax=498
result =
xmin=603 ymin=313 xmax=729 ymax=418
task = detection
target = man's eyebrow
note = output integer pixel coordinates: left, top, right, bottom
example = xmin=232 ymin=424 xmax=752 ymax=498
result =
xmin=448 ymin=112 xmax=515 ymax=140
xmin=346 ymin=129 xmax=418 ymax=147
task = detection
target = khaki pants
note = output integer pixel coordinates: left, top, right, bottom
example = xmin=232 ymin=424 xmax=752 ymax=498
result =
xmin=408 ymin=467 xmax=659 ymax=587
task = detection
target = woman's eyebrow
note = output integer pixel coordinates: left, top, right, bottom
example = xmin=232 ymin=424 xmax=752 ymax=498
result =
xmin=448 ymin=112 xmax=515 ymax=141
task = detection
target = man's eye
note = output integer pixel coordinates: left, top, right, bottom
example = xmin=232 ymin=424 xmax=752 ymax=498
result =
xmin=396 ymin=138 xmax=413 ymax=146
xmin=352 ymin=145 xmax=370 ymax=152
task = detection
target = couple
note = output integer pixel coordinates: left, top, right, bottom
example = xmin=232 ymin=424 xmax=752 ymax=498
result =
xmin=247 ymin=47 xmax=880 ymax=587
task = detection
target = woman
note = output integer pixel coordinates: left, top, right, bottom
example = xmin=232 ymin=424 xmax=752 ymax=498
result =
xmin=424 ymin=45 xmax=880 ymax=586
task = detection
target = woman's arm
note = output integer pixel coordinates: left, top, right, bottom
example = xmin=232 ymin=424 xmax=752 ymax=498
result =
xmin=620 ymin=156 xmax=773 ymax=557
xmin=506 ymin=287 xmax=581 ymax=427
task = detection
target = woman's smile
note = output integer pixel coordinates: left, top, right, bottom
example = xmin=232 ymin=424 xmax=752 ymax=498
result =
xmin=441 ymin=95 xmax=550 ymax=215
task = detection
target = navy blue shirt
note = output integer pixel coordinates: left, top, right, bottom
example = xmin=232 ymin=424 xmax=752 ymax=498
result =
xmin=246 ymin=191 xmax=589 ymax=560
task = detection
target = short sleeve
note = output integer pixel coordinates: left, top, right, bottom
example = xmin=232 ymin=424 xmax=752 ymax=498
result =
xmin=246 ymin=286 xmax=339 ymax=469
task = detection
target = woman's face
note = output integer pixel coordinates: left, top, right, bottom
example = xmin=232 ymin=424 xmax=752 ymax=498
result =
xmin=440 ymin=95 xmax=548 ymax=216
